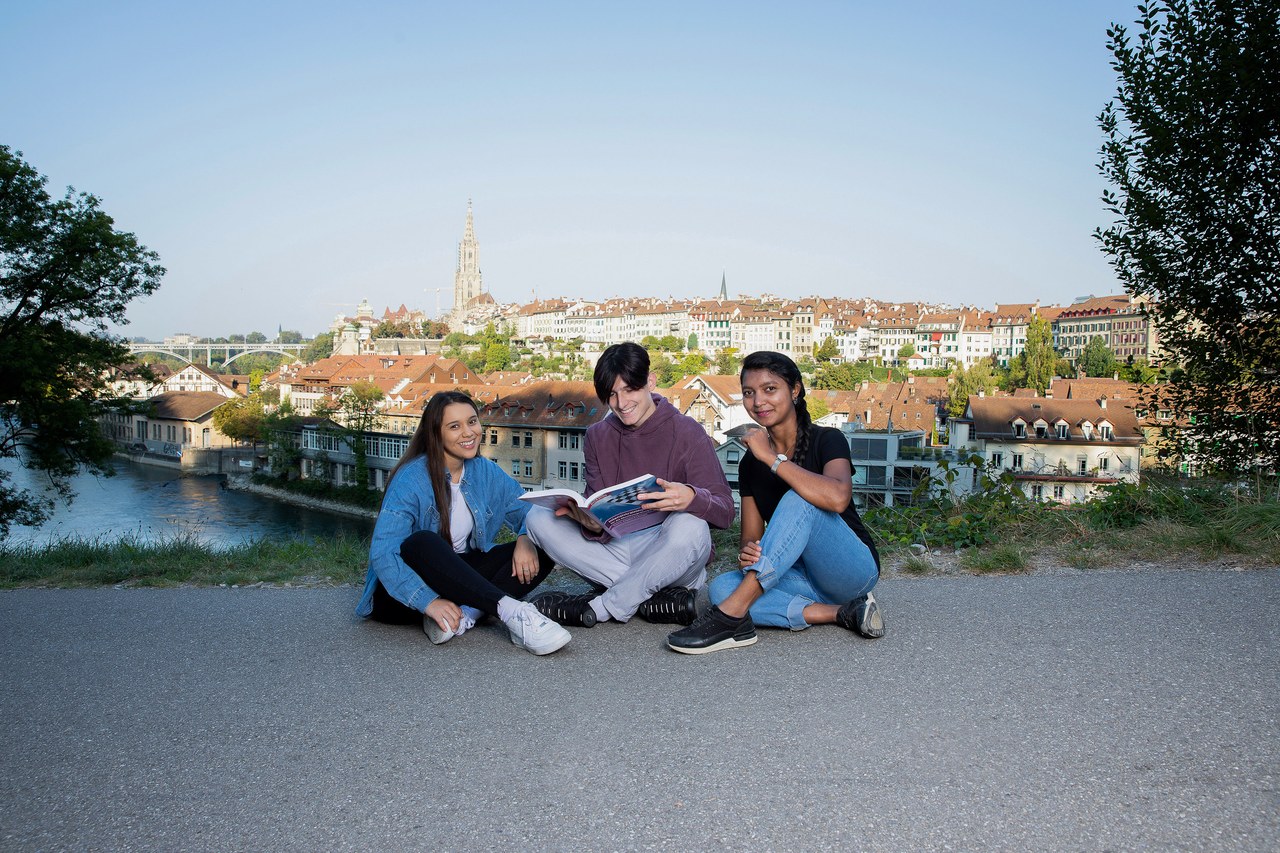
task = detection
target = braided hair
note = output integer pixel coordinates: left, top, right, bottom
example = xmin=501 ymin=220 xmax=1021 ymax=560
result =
xmin=740 ymin=351 xmax=813 ymax=468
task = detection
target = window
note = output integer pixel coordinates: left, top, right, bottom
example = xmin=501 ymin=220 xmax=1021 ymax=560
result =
xmin=1053 ymin=485 xmax=1064 ymax=500
xmin=569 ymin=462 xmax=579 ymax=480
xmin=524 ymin=431 xmax=533 ymax=448
xmin=727 ymin=449 xmax=740 ymax=464
xmin=1101 ymin=456 xmax=1110 ymax=471
xmin=1012 ymin=453 xmax=1023 ymax=469
xmin=1031 ymin=485 xmax=1044 ymax=501
xmin=1056 ymin=424 xmax=1069 ymax=440
xmin=558 ymin=461 xmax=567 ymax=479
xmin=490 ymin=429 xmax=497 ymax=444
xmin=511 ymin=433 xmax=519 ymax=447
xmin=524 ymin=461 xmax=533 ymax=477
xmin=1035 ymin=425 xmax=1046 ymax=439
xmin=152 ymin=423 xmax=161 ymax=440
xmin=479 ymin=431 xmax=485 ymax=445
xmin=511 ymin=460 xmax=520 ymax=476
xmin=1100 ymin=425 xmax=1112 ymax=440
xmin=991 ymin=452 xmax=1003 ymax=468
xmin=1079 ymin=458 xmax=1088 ymax=474
xmin=1013 ymin=422 xmax=1026 ymax=438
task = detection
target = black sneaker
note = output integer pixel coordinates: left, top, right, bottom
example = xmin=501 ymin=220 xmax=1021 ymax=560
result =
xmin=667 ymin=605 xmax=757 ymax=655
xmin=837 ymin=592 xmax=885 ymax=638
xmin=637 ymin=586 xmax=697 ymax=625
xmin=531 ymin=592 xmax=598 ymax=628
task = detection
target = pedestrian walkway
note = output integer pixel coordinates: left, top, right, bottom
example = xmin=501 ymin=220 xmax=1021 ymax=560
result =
xmin=2 ymin=569 xmax=1276 ymax=851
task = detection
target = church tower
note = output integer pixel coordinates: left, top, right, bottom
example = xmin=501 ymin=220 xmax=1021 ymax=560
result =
xmin=453 ymin=200 xmax=483 ymax=312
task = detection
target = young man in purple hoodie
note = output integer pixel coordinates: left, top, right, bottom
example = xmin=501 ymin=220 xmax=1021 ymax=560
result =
xmin=525 ymin=342 xmax=735 ymax=627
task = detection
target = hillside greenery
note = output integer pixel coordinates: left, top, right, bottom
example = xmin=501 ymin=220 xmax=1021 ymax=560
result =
xmin=2 ymin=472 xmax=1274 ymax=588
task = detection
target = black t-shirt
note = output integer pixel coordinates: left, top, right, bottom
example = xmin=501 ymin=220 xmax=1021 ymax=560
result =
xmin=738 ymin=425 xmax=880 ymax=570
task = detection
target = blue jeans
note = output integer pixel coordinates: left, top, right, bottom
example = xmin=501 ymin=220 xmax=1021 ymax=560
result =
xmin=709 ymin=491 xmax=878 ymax=630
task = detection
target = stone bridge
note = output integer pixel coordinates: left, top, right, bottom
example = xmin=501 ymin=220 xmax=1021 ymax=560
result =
xmin=126 ymin=341 xmax=308 ymax=367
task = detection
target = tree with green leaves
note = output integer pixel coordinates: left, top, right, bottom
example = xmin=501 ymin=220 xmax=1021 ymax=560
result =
xmin=1097 ymin=0 xmax=1280 ymax=473
xmin=948 ymin=361 xmax=1000 ymax=418
xmin=1005 ymin=314 xmax=1056 ymax=394
xmin=677 ymin=351 xmax=710 ymax=377
xmin=1119 ymin=357 xmax=1159 ymax=384
xmin=814 ymin=336 xmax=840 ymax=363
xmin=1079 ymin=336 xmax=1118 ymax=378
xmin=483 ymin=342 xmax=513 ymax=373
xmin=813 ymin=360 xmax=872 ymax=390
xmin=686 ymin=333 xmax=698 ymax=352
xmin=0 ymin=146 xmax=164 ymax=537
xmin=278 ymin=329 xmax=303 ymax=344
xmin=300 ymin=332 xmax=334 ymax=363
xmin=315 ymin=380 xmax=385 ymax=488
xmin=897 ymin=341 xmax=917 ymax=362
xmin=714 ymin=347 xmax=741 ymax=376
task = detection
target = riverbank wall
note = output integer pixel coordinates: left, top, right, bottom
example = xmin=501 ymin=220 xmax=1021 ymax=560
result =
xmin=225 ymin=475 xmax=378 ymax=521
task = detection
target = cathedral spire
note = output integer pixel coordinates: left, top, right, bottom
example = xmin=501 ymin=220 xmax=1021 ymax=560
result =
xmin=453 ymin=200 xmax=483 ymax=313
xmin=718 ymin=271 xmax=728 ymax=301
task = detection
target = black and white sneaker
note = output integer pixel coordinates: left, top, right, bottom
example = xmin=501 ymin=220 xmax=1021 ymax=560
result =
xmin=667 ymin=605 xmax=757 ymax=655
xmin=837 ymin=592 xmax=885 ymax=638
xmin=531 ymin=592 xmax=598 ymax=628
xmin=637 ymin=586 xmax=697 ymax=625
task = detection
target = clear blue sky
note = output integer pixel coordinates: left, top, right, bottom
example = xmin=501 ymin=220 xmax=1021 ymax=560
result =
xmin=3 ymin=0 xmax=1140 ymax=339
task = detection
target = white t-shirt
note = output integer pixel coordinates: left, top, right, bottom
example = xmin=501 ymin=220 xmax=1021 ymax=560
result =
xmin=448 ymin=479 xmax=474 ymax=553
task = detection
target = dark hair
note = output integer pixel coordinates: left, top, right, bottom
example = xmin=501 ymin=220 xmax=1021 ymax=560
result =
xmin=740 ymin=350 xmax=813 ymax=468
xmin=384 ymin=390 xmax=479 ymax=547
xmin=593 ymin=341 xmax=651 ymax=404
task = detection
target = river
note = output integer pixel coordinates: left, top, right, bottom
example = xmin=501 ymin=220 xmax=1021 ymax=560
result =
xmin=1 ymin=458 xmax=374 ymax=548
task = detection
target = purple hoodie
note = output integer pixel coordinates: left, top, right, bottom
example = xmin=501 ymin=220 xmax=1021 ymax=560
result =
xmin=584 ymin=393 xmax=734 ymax=532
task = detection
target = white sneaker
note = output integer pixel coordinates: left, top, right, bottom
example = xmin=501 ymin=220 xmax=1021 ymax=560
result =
xmin=504 ymin=602 xmax=571 ymax=655
xmin=423 ymin=615 xmax=457 ymax=645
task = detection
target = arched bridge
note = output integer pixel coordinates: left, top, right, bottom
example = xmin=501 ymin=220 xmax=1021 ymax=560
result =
xmin=127 ymin=341 xmax=309 ymax=367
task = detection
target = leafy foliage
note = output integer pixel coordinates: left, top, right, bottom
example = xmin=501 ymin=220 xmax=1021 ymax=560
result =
xmin=300 ymin=332 xmax=334 ymax=363
xmin=1004 ymin=314 xmax=1056 ymax=393
xmin=0 ymin=146 xmax=164 ymax=537
xmin=814 ymin=336 xmax=840 ymax=363
xmin=866 ymin=455 xmax=1038 ymax=550
xmin=1096 ymin=0 xmax=1280 ymax=474
xmin=1079 ymin=336 xmax=1118 ymax=377
xmin=813 ymin=360 xmax=872 ymax=390
xmin=947 ymin=360 xmax=999 ymax=417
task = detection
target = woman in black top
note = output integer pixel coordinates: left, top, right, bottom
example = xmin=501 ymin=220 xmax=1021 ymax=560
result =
xmin=668 ymin=351 xmax=885 ymax=654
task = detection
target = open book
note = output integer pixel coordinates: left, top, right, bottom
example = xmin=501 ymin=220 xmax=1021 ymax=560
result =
xmin=519 ymin=473 xmax=664 ymax=537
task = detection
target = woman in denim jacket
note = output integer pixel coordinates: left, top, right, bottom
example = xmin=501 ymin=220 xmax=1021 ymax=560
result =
xmin=355 ymin=391 xmax=572 ymax=655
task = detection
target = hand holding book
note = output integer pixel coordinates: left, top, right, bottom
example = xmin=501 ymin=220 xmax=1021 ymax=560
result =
xmin=520 ymin=473 xmax=690 ymax=537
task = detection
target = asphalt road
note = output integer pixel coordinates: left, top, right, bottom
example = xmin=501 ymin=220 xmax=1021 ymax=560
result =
xmin=2 ymin=569 xmax=1277 ymax=852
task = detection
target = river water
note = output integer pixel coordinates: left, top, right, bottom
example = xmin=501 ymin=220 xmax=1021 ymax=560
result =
xmin=1 ymin=458 xmax=374 ymax=548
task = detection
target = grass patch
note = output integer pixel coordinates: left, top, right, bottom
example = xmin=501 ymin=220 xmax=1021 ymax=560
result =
xmin=899 ymin=554 xmax=932 ymax=575
xmin=0 ymin=532 xmax=369 ymax=588
xmin=960 ymin=543 xmax=1029 ymax=574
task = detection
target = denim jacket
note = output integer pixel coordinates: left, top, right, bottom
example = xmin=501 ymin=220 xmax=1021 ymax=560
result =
xmin=355 ymin=455 xmax=532 ymax=618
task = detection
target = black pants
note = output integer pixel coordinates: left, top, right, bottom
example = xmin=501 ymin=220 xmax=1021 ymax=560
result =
xmin=369 ymin=531 xmax=556 ymax=624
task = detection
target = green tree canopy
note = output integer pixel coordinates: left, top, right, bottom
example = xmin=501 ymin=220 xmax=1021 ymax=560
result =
xmin=1079 ymin=337 xmax=1118 ymax=378
xmin=897 ymin=341 xmax=916 ymax=360
xmin=814 ymin=336 xmax=840 ymax=363
xmin=300 ymin=332 xmax=334 ymax=363
xmin=0 ymin=146 xmax=164 ymax=536
xmin=1005 ymin=314 xmax=1056 ymax=394
xmin=948 ymin=361 xmax=1000 ymax=418
xmin=813 ymin=361 xmax=872 ymax=390
xmin=1097 ymin=0 xmax=1280 ymax=473
xmin=714 ymin=347 xmax=741 ymax=376
xmin=278 ymin=329 xmax=303 ymax=344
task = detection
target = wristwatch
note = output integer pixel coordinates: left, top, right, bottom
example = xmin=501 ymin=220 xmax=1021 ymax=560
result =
xmin=770 ymin=454 xmax=787 ymax=473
